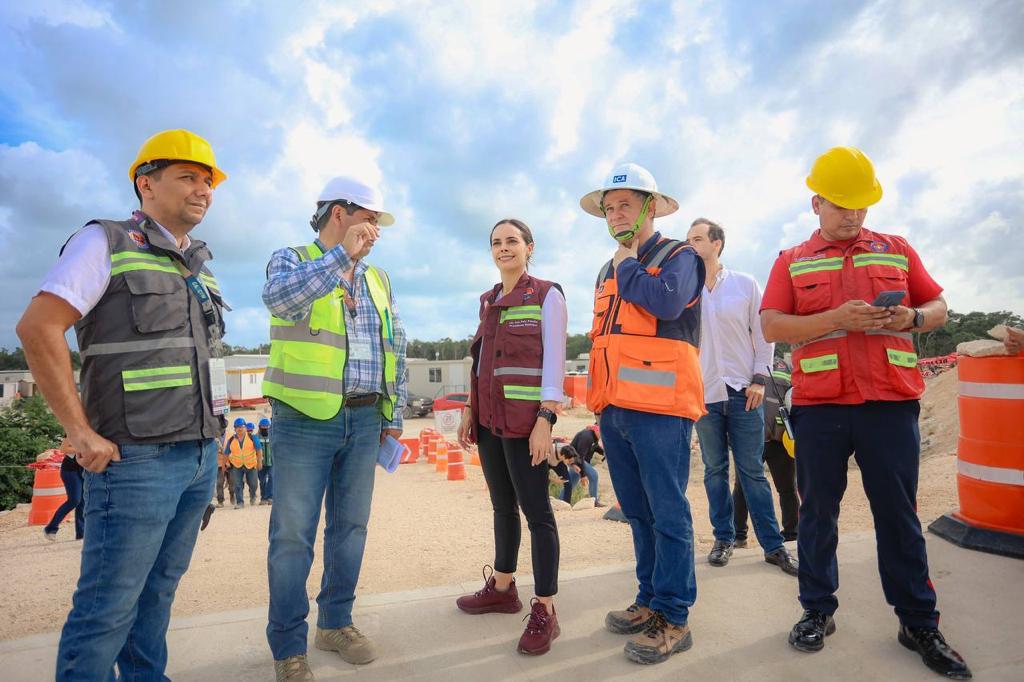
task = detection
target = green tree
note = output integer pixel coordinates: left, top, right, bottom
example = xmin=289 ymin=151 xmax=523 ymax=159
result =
xmin=566 ymin=333 xmax=592 ymax=361
xmin=0 ymin=395 xmax=65 ymax=511
xmin=918 ymin=310 xmax=1024 ymax=357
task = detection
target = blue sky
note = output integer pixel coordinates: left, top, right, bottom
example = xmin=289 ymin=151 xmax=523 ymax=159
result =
xmin=1 ymin=0 xmax=1022 ymax=351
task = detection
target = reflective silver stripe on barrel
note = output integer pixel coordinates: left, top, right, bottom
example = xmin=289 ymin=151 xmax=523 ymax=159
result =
xmin=958 ymin=381 xmax=1024 ymax=400
xmin=618 ymin=366 xmax=675 ymax=387
xmin=493 ymin=367 xmax=544 ymax=377
xmin=33 ymin=486 xmax=67 ymax=496
xmin=958 ymin=460 xmax=1024 ymax=486
xmin=263 ymin=366 xmax=345 ymax=394
xmin=81 ymin=337 xmax=196 ymax=358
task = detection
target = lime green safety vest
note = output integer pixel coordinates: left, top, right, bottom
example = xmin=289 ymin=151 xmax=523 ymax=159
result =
xmin=262 ymin=243 xmax=397 ymax=421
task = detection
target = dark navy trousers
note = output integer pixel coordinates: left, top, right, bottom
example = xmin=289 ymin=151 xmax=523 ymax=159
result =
xmin=791 ymin=400 xmax=939 ymax=628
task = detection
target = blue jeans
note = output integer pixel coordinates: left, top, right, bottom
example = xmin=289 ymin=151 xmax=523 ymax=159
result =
xmin=230 ymin=466 xmax=258 ymax=505
xmin=600 ymin=405 xmax=696 ymax=626
xmin=45 ymin=468 xmax=85 ymax=539
xmin=267 ymin=399 xmax=382 ymax=660
xmin=561 ymin=461 xmax=600 ymax=502
xmin=695 ymin=387 xmax=784 ymax=554
xmin=259 ymin=464 xmax=273 ymax=501
xmin=56 ymin=439 xmax=217 ymax=681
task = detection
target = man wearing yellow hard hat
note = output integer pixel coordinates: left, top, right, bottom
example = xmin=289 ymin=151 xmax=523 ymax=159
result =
xmin=17 ymin=129 xmax=229 ymax=680
xmin=760 ymin=147 xmax=971 ymax=679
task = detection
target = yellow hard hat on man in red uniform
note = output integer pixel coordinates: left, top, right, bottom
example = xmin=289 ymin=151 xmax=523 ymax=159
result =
xmin=806 ymin=146 xmax=882 ymax=210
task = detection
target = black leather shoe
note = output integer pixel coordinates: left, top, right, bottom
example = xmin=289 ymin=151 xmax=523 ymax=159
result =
xmin=765 ymin=547 xmax=799 ymax=576
xmin=788 ymin=610 xmax=836 ymax=652
xmin=898 ymin=626 xmax=972 ymax=679
xmin=734 ymin=536 xmax=749 ymax=549
xmin=708 ymin=540 xmax=734 ymax=567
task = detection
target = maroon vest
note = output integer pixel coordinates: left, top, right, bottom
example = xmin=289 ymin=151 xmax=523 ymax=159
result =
xmin=470 ymin=273 xmax=557 ymax=438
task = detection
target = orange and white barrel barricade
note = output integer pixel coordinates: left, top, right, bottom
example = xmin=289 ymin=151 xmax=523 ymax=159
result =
xmin=447 ymin=441 xmax=466 ymax=481
xmin=434 ymin=440 xmax=448 ymax=474
xmin=418 ymin=429 xmax=436 ymax=460
xmin=399 ymin=438 xmax=419 ymax=464
xmin=929 ymin=355 xmax=1024 ymax=558
xmin=27 ymin=467 xmax=68 ymax=526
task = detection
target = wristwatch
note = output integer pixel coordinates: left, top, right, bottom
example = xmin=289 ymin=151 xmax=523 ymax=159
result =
xmin=912 ymin=308 xmax=925 ymax=329
xmin=537 ymin=407 xmax=558 ymax=426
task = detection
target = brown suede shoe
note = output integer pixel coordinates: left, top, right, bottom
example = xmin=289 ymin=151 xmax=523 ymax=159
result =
xmin=456 ymin=565 xmax=523 ymax=615
xmin=517 ymin=598 xmax=560 ymax=655
xmin=605 ymin=603 xmax=656 ymax=634
xmin=624 ymin=612 xmax=693 ymax=664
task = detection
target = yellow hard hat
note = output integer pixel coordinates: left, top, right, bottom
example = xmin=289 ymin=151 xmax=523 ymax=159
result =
xmin=782 ymin=431 xmax=795 ymax=459
xmin=129 ymin=129 xmax=227 ymax=188
xmin=806 ymin=146 xmax=881 ymax=210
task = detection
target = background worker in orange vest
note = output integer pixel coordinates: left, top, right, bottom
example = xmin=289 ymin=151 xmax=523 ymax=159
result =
xmin=581 ymin=163 xmax=705 ymax=666
xmin=225 ymin=417 xmax=262 ymax=509
xmin=761 ymin=147 xmax=971 ymax=679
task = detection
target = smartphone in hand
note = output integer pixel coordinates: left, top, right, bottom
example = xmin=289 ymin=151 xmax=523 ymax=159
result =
xmin=872 ymin=290 xmax=906 ymax=307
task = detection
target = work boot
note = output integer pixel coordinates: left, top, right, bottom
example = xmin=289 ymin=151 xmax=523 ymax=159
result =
xmin=605 ymin=603 xmax=657 ymax=634
xmin=234 ymin=503 xmax=243 ymax=510
xmin=708 ymin=540 xmax=734 ymax=567
xmin=898 ymin=625 xmax=972 ymax=679
xmin=623 ymin=612 xmax=692 ymax=664
xmin=456 ymin=565 xmax=523 ymax=614
xmin=734 ymin=534 xmax=748 ymax=549
xmin=765 ymin=547 xmax=799 ymax=576
xmin=250 ymin=495 xmax=257 ymax=506
xmin=315 ymin=625 xmax=377 ymax=665
xmin=274 ymin=654 xmax=314 ymax=681
xmin=517 ymin=598 xmax=560 ymax=655
xmin=788 ymin=609 xmax=836 ymax=652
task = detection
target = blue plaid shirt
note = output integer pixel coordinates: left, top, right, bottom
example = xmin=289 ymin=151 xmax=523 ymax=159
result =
xmin=262 ymin=239 xmax=408 ymax=430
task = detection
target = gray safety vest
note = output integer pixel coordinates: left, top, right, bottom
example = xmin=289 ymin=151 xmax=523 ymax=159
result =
xmin=69 ymin=216 xmax=227 ymax=444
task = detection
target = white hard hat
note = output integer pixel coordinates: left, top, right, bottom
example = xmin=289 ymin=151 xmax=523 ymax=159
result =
xmin=579 ymin=162 xmax=679 ymax=219
xmin=315 ymin=175 xmax=394 ymax=227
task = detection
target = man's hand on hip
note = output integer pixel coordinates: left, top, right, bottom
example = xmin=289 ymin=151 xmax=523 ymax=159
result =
xmin=745 ymin=383 xmax=765 ymax=411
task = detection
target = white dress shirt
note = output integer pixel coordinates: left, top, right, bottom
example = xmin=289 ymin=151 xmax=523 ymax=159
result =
xmin=698 ymin=266 xmax=775 ymax=404
xmin=38 ymin=220 xmax=189 ymax=317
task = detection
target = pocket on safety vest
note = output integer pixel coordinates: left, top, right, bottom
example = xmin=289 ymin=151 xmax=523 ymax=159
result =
xmin=586 ymin=336 xmax=610 ymax=413
xmin=121 ymin=364 xmax=196 ymax=438
xmin=611 ymin=340 xmax=679 ymax=409
xmin=882 ymin=346 xmax=924 ymax=396
xmin=793 ymin=352 xmax=842 ymax=400
xmin=792 ymin=271 xmax=832 ymax=315
xmin=864 ymin=264 xmax=909 ymax=299
xmin=616 ymin=301 xmax=657 ymax=336
xmin=124 ymin=272 xmax=189 ymax=333
xmin=590 ymin=292 xmax=614 ymax=339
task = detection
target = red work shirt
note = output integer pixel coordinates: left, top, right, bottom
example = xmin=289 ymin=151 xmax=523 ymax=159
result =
xmin=761 ymin=227 xmax=943 ymax=405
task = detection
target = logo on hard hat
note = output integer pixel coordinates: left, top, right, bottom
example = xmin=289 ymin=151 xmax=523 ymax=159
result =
xmin=612 ymin=174 xmax=627 ymax=183
xmin=127 ymin=230 xmax=149 ymax=249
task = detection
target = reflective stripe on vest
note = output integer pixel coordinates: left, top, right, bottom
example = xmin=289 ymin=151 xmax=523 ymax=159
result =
xmin=772 ymin=370 xmax=792 ymax=382
xmin=503 ymin=385 xmax=542 ymax=400
xmin=110 ymin=250 xmax=180 ymax=276
xmin=792 ymin=330 xmax=847 ymax=349
xmin=800 ymin=354 xmax=839 ymax=373
xmin=619 ymin=365 xmax=675 ymax=387
xmin=852 ymin=253 xmax=909 ymax=270
xmin=226 ymin=434 xmax=258 ymax=468
xmin=499 ymin=305 xmax=542 ymax=323
xmin=788 ymin=257 xmax=843 ymax=276
xmin=121 ymin=365 xmax=193 ymax=392
xmin=81 ymin=337 xmax=196 ymax=359
xmin=493 ymin=367 xmax=543 ymax=377
xmin=886 ymin=349 xmax=918 ymax=368
xmin=262 ymin=243 xmax=396 ymax=421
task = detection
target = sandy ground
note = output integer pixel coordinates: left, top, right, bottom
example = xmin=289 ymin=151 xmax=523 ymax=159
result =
xmin=0 ymin=372 xmax=962 ymax=641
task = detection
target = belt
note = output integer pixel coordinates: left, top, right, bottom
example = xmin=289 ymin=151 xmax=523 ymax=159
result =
xmin=344 ymin=393 xmax=380 ymax=408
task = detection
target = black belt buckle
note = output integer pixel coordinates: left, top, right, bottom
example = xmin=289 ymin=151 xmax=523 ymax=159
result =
xmin=345 ymin=393 xmax=380 ymax=408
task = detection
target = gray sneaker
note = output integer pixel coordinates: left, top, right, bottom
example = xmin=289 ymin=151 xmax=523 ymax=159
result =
xmin=274 ymin=654 xmax=314 ymax=681
xmin=315 ymin=625 xmax=377 ymax=665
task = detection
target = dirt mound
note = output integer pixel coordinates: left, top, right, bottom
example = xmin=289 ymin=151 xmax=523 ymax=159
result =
xmin=919 ymin=368 xmax=959 ymax=460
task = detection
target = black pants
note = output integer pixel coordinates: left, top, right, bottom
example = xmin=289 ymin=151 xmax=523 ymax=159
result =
xmin=477 ymin=426 xmax=560 ymax=596
xmin=734 ymin=440 xmax=799 ymax=541
xmin=792 ymin=400 xmax=938 ymax=627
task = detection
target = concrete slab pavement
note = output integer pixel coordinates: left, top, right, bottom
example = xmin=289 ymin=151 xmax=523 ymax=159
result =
xmin=2 ymin=532 xmax=1020 ymax=681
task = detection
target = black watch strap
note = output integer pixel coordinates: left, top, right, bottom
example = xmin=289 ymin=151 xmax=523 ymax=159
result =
xmin=537 ymin=407 xmax=557 ymax=425
xmin=913 ymin=308 xmax=925 ymax=329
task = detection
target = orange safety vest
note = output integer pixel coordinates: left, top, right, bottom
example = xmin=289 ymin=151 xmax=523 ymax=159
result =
xmin=587 ymin=238 xmax=706 ymax=420
xmin=225 ymin=433 xmax=258 ymax=469
xmin=783 ymin=229 xmax=924 ymax=405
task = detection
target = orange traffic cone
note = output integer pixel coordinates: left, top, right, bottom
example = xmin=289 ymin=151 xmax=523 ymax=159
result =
xmin=447 ymin=442 xmax=466 ymax=481
xmin=435 ymin=440 xmax=448 ymax=474
xmin=28 ymin=468 xmax=67 ymax=526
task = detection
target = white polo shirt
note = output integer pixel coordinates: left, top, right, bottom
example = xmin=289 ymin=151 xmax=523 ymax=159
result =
xmin=698 ymin=266 xmax=775 ymax=404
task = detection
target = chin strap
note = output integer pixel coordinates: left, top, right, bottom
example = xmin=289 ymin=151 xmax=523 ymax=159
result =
xmin=605 ymin=194 xmax=652 ymax=243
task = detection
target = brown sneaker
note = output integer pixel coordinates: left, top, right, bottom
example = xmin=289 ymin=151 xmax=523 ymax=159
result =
xmin=624 ymin=612 xmax=693 ymax=664
xmin=605 ymin=603 xmax=656 ymax=634
xmin=456 ymin=565 xmax=523 ymax=615
xmin=517 ymin=598 xmax=560 ymax=655
xmin=274 ymin=654 xmax=314 ymax=681
xmin=315 ymin=625 xmax=377 ymax=665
